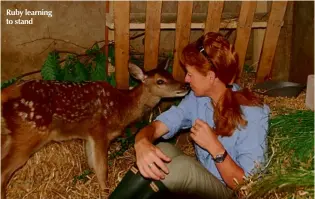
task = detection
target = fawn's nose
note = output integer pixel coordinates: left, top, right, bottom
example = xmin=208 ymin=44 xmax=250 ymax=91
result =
xmin=181 ymin=83 xmax=190 ymax=90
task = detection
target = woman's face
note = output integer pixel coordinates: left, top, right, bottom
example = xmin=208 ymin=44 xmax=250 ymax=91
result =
xmin=184 ymin=65 xmax=211 ymax=96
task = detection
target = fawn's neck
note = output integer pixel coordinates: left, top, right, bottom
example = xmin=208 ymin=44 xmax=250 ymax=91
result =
xmin=122 ymin=85 xmax=161 ymax=122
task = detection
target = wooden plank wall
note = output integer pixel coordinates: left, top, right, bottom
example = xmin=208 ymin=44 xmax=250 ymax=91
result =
xmin=112 ymin=1 xmax=288 ymax=86
xmin=234 ymin=1 xmax=257 ymax=83
xmin=144 ymin=1 xmax=162 ymax=71
xmin=256 ymin=1 xmax=288 ymax=83
xmin=205 ymin=1 xmax=224 ymax=33
xmin=172 ymin=1 xmax=193 ymax=82
xmin=113 ymin=1 xmax=130 ymax=89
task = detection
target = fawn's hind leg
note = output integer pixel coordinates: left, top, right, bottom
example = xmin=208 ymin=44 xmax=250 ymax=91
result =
xmin=85 ymin=135 xmax=109 ymax=189
xmin=85 ymin=137 xmax=94 ymax=169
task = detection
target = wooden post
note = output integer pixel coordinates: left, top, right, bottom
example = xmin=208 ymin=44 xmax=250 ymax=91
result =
xmin=234 ymin=1 xmax=257 ymax=83
xmin=256 ymin=1 xmax=288 ymax=83
xmin=144 ymin=1 xmax=162 ymax=71
xmin=104 ymin=1 xmax=110 ymax=75
xmin=173 ymin=1 xmax=193 ymax=82
xmin=205 ymin=1 xmax=224 ymax=33
xmin=114 ymin=1 xmax=130 ymax=89
xmin=252 ymin=1 xmax=267 ymax=72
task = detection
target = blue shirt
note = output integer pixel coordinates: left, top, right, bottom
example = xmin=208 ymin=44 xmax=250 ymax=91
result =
xmin=155 ymin=84 xmax=270 ymax=184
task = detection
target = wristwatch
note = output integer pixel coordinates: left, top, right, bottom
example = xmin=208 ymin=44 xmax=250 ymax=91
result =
xmin=212 ymin=150 xmax=228 ymax=163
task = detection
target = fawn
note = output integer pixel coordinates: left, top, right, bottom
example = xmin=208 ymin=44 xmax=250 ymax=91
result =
xmin=1 ymin=61 xmax=189 ymax=198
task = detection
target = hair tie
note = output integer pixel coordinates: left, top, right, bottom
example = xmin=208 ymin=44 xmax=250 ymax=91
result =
xmin=226 ymin=84 xmax=233 ymax=88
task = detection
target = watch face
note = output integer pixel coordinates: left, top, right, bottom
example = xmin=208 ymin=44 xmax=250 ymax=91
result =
xmin=214 ymin=155 xmax=224 ymax=163
xmin=213 ymin=150 xmax=227 ymax=163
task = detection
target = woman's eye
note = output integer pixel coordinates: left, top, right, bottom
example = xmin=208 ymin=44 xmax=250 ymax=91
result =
xmin=157 ymin=79 xmax=165 ymax=85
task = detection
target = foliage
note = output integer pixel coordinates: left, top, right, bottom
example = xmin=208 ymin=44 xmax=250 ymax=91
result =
xmin=72 ymin=169 xmax=93 ymax=184
xmin=244 ymin=64 xmax=255 ymax=73
xmin=40 ymin=45 xmax=111 ymax=83
xmin=1 ymin=78 xmax=17 ymax=89
xmin=243 ymin=110 xmax=314 ymax=198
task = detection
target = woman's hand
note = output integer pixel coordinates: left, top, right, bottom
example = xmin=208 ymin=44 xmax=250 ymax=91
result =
xmin=190 ymin=119 xmax=224 ymax=156
xmin=134 ymin=139 xmax=171 ymax=180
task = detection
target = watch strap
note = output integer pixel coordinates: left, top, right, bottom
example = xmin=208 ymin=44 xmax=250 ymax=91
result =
xmin=212 ymin=150 xmax=228 ymax=163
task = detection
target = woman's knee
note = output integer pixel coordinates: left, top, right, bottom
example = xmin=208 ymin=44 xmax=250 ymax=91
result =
xmin=161 ymin=155 xmax=233 ymax=199
xmin=156 ymin=142 xmax=183 ymax=159
xmin=161 ymin=155 xmax=197 ymax=189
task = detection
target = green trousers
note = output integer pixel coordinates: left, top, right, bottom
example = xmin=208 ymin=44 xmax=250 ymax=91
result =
xmin=156 ymin=142 xmax=234 ymax=199
xmin=109 ymin=142 xmax=234 ymax=199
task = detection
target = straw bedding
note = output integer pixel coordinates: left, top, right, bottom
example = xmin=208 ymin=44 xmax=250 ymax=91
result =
xmin=4 ymin=75 xmax=313 ymax=199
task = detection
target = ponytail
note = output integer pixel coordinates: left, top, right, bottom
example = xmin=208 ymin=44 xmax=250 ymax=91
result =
xmin=213 ymin=88 xmax=263 ymax=137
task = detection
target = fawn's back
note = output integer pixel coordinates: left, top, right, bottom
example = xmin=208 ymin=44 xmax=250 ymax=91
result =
xmin=2 ymin=80 xmax=130 ymax=140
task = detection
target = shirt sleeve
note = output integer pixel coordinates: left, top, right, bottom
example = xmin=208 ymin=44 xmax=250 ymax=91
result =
xmin=235 ymin=105 xmax=270 ymax=177
xmin=154 ymin=91 xmax=195 ymax=139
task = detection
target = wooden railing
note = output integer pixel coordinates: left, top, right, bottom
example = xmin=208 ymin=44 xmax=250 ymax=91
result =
xmin=106 ymin=1 xmax=288 ymax=89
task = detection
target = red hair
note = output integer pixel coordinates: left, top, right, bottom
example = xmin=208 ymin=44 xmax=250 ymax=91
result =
xmin=180 ymin=32 xmax=262 ymax=136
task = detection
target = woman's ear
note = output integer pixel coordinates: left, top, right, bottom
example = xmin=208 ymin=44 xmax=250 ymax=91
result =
xmin=206 ymin=70 xmax=216 ymax=82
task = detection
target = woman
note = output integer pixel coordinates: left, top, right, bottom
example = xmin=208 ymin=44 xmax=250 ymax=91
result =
xmin=109 ymin=32 xmax=270 ymax=199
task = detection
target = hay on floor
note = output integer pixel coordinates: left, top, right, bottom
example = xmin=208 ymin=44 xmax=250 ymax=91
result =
xmin=5 ymin=76 xmax=312 ymax=199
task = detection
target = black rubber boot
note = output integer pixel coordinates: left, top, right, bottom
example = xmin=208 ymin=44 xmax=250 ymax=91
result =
xmin=109 ymin=166 xmax=170 ymax=199
xmin=136 ymin=180 xmax=170 ymax=199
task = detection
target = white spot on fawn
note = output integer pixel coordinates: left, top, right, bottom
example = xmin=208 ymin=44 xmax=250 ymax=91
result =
xmin=110 ymin=101 xmax=114 ymax=106
xmin=106 ymin=92 xmax=110 ymax=96
xmin=28 ymin=101 xmax=34 ymax=108
xmin=20 ymin=98 xmax=25 ymax=104
xmin=29 ymin=112 xmax=34 ymax=119
xmin=35 ymin=115 xmax=42 ymax=119
xmin=18 ymin=112 xmax=28 ymax=120
xmin=13 ymin=103 xmax=19 ymax=108
xmin=94 ymin=99 xmax=101 ymax=106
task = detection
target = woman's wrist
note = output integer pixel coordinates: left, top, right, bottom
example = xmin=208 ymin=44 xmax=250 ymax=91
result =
xmin=207 ymin=141 xmax=225 ymax=158
xmin=135 ymin=137 xmax=147 ymax=149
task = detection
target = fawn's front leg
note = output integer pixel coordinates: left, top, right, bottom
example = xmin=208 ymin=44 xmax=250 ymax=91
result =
xmin=86 ymin=136 xmax=109 ymax=189
xmin=1 ymin=131 xmax=48 ymax=199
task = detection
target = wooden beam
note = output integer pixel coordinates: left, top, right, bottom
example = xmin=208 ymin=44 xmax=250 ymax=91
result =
xmin=114 ymin=1 xmax=130 ymax=89
xmin=205 ymin=1 xmax=224 ymax=33
xmin=104 ymin=1 xmax=110 ymax=75
xmin=173 ymin=1 xmax=193 ymax=82
xmin=144 ymin=1 xmax=162 ymax=71
xmin=106 ymin=14 xmax=272 ymax=30
xmin=256 ymin=1 xmax=288 ymax=83
xmin=252 ymin=1 xmax=268 ymax=72
xmin=234 ymin=1 xmax=257 ymax=83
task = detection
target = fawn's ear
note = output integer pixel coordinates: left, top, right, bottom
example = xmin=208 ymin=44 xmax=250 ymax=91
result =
xmin=156 ymin=57 xmax=171 ymax=71
xmin=128 ymin=63 xmax=147 ymax=82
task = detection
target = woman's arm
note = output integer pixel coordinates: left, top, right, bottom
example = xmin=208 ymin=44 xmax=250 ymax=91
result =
xmin=134 ymin=91 xmax=196 ymax=180
xmin=135 ymin=120 xmax=168 ymax=145
xmin=210 ymin=107 xmax=269 ymax=189
xmin=134 ymin=121 xmax=171 ymax=180
xmin=207 ymin=143 xmax=245 ymax=189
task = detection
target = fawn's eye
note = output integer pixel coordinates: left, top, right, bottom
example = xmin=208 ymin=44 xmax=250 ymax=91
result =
xmin=157 ymin=79 xmax=165 ymax=85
